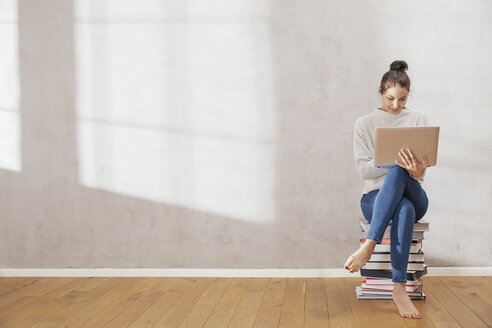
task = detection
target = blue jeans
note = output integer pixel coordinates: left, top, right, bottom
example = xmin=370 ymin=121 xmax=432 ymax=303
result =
xmin=361 ymin=166 xmax=428 ymax=283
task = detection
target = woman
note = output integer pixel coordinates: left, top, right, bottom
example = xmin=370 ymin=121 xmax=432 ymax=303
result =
xmin=344 ymin=60 xmax=429 ymax=319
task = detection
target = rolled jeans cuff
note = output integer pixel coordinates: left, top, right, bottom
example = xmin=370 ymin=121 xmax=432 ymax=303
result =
xmin=392 ymin=278 xmax=407 ymax=284
xmin=365 ymin=235 xmax=382 ymax=244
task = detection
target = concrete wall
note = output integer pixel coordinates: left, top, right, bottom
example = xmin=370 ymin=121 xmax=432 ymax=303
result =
xmin=1 ymin=0 xmax=491 ymax=269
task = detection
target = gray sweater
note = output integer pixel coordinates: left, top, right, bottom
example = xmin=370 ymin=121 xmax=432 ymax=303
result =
xmin=354 ymin=107 xmax=428 ymax=195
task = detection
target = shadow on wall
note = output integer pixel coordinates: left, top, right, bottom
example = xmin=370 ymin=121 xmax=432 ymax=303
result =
xmin=2 ymin=0 xmax=399 ymax=269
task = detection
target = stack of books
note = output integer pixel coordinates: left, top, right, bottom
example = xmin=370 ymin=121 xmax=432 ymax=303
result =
xmin=355 ymin=217 xmax=429 ymax=300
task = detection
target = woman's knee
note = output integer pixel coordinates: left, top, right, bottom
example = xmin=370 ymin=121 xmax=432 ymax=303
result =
xmin=387 ymin=165 xmax=408 ymax=178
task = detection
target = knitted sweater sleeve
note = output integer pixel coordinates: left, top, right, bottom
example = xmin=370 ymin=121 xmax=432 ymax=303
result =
xmin=353 ymin=119 xmax=389 ymax=180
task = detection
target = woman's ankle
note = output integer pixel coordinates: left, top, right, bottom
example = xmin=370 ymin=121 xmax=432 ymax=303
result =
xmin=362 ymin=239 xmax=376 ymax=252
xmin=393 ymin=282 xmax=406 ymax=293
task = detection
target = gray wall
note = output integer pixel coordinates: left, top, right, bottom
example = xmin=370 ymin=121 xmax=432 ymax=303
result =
xmin=1 ymin=0 xmax=491 ymax=269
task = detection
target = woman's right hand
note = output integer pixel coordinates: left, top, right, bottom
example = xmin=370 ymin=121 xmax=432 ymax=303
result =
xmin=395 ymin=148 xmax=428 ymax=178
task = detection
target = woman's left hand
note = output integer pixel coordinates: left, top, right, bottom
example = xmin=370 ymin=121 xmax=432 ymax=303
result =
xmin=395 ymin=148 xmax=428 ymax=178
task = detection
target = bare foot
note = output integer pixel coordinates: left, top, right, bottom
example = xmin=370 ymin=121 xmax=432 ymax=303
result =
xmin=392 ymin=283 xmax=421 ymax=319
xmin=344 ymin=240 xmax=376 ymax=273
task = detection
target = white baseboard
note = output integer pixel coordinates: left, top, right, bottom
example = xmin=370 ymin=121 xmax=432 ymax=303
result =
xmin=1 ymin=267 xmax=491 ymax=277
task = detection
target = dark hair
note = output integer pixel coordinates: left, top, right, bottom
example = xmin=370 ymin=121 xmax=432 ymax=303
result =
xmin=379 ymin=60 xmax=411 ymax=94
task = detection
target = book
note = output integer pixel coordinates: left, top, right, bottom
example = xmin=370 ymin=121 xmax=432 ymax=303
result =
xmin=363 ymin=262 xmax=425 ymax=271
xmin=368 ymin=252 xmax=424 ymax=262
xmin=359 ymin=238 xmax=423 ymax=254
xmin=356 ymin=286 xmax=426 ymax=300
xmin=364 ymin=277 xmax=423 ymax=286
xmin=361 ymin=265 xmax=427 ymax=281
xmin=360 ymin=238 xmax=423 ymax=244
xmin=360 ymin=217 xmax=429 ymax=232
xmin=362 ymin=243 xmax=423 ymax=254
xmin=361 ymin=229 xmax=424 ymax=239
xmin=356 ymin=293 xmax=426 ymax=300
xmin=361 ymin=282 xmax=423 ymax=293
xmin=358 ymin=287 xmax=423 ymax=296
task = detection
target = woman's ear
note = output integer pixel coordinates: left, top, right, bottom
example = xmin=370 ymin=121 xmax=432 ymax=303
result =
xmin=378 ymin=86 xmax=382 ymax=95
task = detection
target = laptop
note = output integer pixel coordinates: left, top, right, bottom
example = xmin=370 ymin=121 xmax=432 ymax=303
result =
xmin=373 ymin=126 xmax=440 ymax=167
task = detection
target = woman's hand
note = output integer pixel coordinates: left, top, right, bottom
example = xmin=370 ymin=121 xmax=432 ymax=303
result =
xmin=395 ymin=148 xmax=428 ymax=178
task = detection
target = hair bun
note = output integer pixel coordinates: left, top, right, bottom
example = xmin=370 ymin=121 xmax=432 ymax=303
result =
xmin=390 ymin=60 xmax=408 ymax=71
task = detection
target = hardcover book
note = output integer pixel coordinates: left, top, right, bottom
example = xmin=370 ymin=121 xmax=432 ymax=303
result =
xmin=360 ymin=217 xmax=429 ymax=232
xmin=356 ymin=286 xmax=426 ymax=300
xmin=360 ymin=265 xmax=428 ymax=281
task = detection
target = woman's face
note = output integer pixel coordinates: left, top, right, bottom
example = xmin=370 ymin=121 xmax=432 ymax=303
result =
xmin=379 ymin=85 xmax=409 ymax=115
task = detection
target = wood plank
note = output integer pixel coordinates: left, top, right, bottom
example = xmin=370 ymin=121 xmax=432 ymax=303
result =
xmin=28 ymin=277 xmax=117 ymax=327
xmin=278 ymin=278 xmax=305 ymax=328
xmin=0 ymin=278 xmax=44 ymax=311
xmin=0 ymin=278 xmax=96 ymax=327
xmin=31 ymin=321 xmax=58 ymax=328
xmin=462 ymin=276 xmax=492 ymax=306
xmin=103 ymin=277 xmax=179 ymax=328
xmin=252 ymin=278 xmax=287 ymax=328
xmin=325 ymin=278 xmax=356 ymax=328
xmin=202 ymin=278 xmax=251 ymax=328
xmin=370 ymin=299 xmax=408 ymax=328
xmin=177 ymin=277 xmax=233 ymax=328
xmin=127 ymin=277 xmax=197 ymax=328
xmin=70 ymin=277 xmax=158 ymax=327
xmin=343 ymin=278 xmax=382 ymax=328
xmin=228 ymin=278 xmax=270 ymax=328
xmin=304 ymin=278 xmax=330 ymax=328
xmin=0 ymin=277 xmax=30 ymax=291
xmin=0 ymin=278 xmax=79 ymax=312
xmin=424 ymin=276 xmax=488 ymax=328
xmin=404 ymin=299 xmax=436 ymax=328
xmin=0 ymin=277 xmax=76 ymax=311
xmin=80 ymin=278 xmax=162 ymax=327
xmin=412 ymin=287 xmax=460 ymax=328
xmin=59 ymin=277 xmax=144 ymax=328
xmin=440 ymin=276 xmax=492 ymax=327
xmin=152 ymin=277 xmax=216 ymax=328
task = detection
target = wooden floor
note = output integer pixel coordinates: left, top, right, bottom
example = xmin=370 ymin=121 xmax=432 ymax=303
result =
xmin=0 ymin=276 xmax=491 ymax=327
